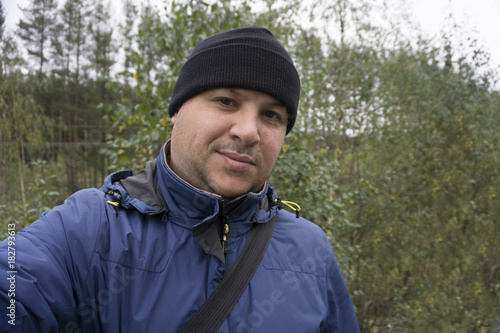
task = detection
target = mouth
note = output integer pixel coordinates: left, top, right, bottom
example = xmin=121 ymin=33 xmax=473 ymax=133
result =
xmin=218 ymin=151 xmax=256 ymax=171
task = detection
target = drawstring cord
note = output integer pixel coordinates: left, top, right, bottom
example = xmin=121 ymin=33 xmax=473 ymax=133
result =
xmin=275 ymin=198 xmax=301 ymax=218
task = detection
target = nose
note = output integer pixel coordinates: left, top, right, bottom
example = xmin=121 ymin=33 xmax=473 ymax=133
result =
xmin=228 ymin=106 xmax=260 ymax=146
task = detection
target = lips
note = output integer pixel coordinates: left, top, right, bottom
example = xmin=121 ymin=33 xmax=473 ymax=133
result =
xmin=218 ymin=151 xmax=256 ymax=171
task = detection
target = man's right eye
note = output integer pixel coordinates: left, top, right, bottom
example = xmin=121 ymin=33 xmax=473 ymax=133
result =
xmin=215 ymin=98 xmax=235 ymax=107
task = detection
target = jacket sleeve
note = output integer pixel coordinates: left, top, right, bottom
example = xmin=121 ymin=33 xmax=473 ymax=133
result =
xmin=324 ymin=234 xmax=361 ymax=333
xmin=0 ymin=189 xmax=105 ymax=332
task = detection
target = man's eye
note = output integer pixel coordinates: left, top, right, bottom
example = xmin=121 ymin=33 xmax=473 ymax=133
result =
xmin=263 ymin=110 xmax=281 ymax=120
xmin=216 ymin=98 xmax=234 ymax=106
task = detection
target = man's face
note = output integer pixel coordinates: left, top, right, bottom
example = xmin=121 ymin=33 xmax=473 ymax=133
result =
xmin=169 ymin=88 xmax=288 ymax=201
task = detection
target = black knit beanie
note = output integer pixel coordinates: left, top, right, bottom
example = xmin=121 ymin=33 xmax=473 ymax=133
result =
xmin=168 ymin=26 xmax=301 ymax=134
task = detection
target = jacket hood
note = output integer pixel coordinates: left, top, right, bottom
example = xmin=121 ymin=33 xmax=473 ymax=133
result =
xmin=100 ymin=161 xmax=167 ymax=215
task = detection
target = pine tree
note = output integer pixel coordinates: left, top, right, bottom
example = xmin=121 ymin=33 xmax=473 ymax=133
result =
xmin=135 ymin=2 xmax=162 ymax=83
xmin=50 ymin=0 xmax=92 ymax=191
xmin=56 ymin=0 xmax=90 ymax=85
xmin=88 ymin=0 xmax=116 ymax=99
xmin=17 ymin=0 xmax=58 ymax=78
xmin=119 ymin=0 xmax=136 ymax=86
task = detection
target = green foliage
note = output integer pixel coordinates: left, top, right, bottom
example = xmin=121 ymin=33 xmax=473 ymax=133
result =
xmin=344 ymin=38 xmax=500 ymax=331
xmin=0 ymin=159 xmax=68 ymax=238
xmin=0 ymin=72 xmax=63 ymax=233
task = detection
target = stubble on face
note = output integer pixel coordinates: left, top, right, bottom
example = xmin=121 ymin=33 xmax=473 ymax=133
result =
xmin=181 ymin=140 xmax=266 ymax=196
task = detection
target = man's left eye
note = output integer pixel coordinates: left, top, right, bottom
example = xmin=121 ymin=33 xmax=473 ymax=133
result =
xmin=263 ymin=110 xmax=281 ymax=120
xmin=217 ymin=98 xmax=234 ymax=106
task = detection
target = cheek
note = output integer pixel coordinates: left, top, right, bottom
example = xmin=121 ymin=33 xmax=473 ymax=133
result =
xmin=173 ymin=118 xmax=227 ymax=158
xmin=171 ymin=123 xmax=189 ymax=152
xmin=261 ymin=134 xmax=285 ymax=166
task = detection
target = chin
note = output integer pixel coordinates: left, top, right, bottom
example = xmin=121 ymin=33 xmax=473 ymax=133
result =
xmin=216 ymin=185 xmax=253 ymax=201
xmin=210 ymin=175 xmax=264 ymax=200
xmin=219 ymin=190 xmax=247 ymax=201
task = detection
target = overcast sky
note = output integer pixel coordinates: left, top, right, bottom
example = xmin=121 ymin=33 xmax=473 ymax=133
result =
xmin=2 ymin=0 xmax=500 ymax=74
xmin=409 ymin=0 xmax=500 ymax=70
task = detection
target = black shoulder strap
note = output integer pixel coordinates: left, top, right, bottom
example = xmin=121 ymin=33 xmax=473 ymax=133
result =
xmin=180 ymin=214 xmax=276 ymax=333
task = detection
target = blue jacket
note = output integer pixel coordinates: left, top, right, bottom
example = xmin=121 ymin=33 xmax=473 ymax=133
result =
xmin=0 ymin=145 xmax=359 ymax=332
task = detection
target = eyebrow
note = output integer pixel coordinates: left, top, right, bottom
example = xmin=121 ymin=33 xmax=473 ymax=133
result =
xmin=227 ymin=88 xmax=285 ymax=108
xmin=228 ymin=88 xmax=242 ymax=95
xmin=268 ymin=101 xmax=285 ymax=108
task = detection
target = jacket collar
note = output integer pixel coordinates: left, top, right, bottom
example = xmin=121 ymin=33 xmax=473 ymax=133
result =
xmin=156 ymin=141 xmax=276 ymax=229
xmin=101 ymin=141 xmax=278 ymax=263
xmin=100 ymin=141 xmax=278 ymax=225
xmin=157 ymin=141 xmax=277 ymax=263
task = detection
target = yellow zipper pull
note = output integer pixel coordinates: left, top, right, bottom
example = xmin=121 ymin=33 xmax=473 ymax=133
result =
xmin=107 ymin=190 xmax=122 ymax=216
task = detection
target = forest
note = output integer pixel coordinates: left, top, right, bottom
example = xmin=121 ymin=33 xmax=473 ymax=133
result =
xmin=1 ymin=0 xmax=499 ymax=331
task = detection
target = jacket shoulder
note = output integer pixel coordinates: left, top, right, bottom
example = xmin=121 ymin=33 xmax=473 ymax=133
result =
xmin=275 ymin=209 xmax=328 ymax=241
xmin=264 ymin=209 xmax=332 ymax=277
xmin=39 ymin=187 xmax=107 ymax=230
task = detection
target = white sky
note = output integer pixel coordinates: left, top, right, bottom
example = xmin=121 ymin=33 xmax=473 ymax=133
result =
xmin=408 ymin=0 xmax=500 ymax=70
xmin=2 ymin=0 xmax=500 ymax=75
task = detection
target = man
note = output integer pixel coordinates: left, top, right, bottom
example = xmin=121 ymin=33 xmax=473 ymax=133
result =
xmin=0 ymin=26 xmax=359 ymax=332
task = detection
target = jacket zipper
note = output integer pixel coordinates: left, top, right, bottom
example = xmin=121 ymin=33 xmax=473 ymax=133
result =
xmin=222 ymin=215 xmax=229 ymax=253
xmin=219 ymin=197 xmax=249 ymax=255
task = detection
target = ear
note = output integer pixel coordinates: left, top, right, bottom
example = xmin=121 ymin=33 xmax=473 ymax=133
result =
xmin=170 ymin=112 xmax=178 ymax=125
